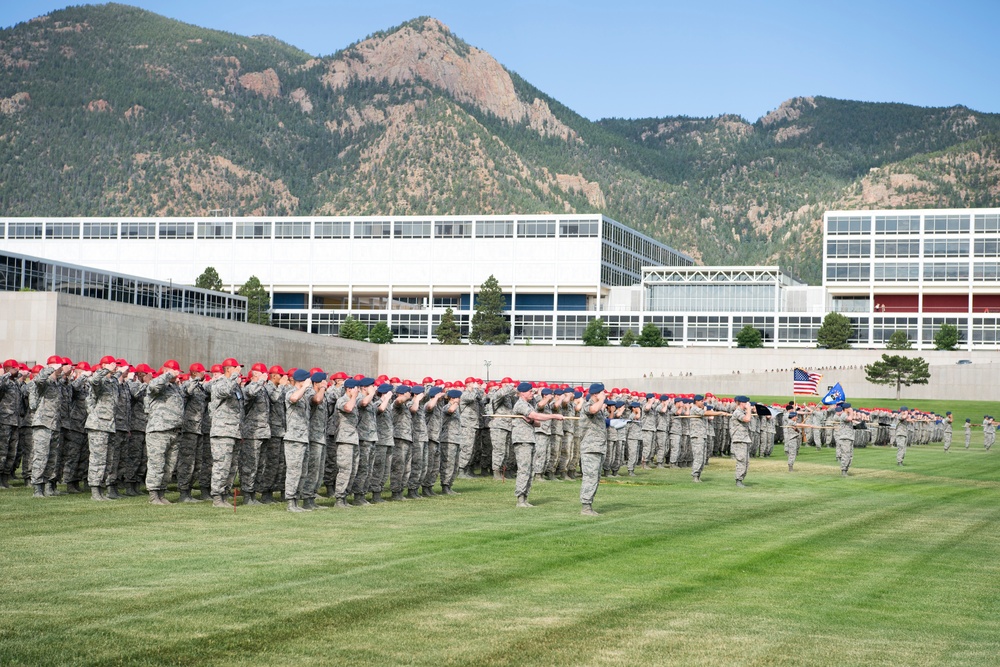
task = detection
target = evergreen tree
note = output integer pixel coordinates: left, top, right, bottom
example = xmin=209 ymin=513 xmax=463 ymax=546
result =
xmin=933 ymin=323 xmax=960 ymax=351
xmin=620 ymin=330 xmax=638 ymax=347
xmin=885 ymin=330 xmax=912 ymax=350
xmin=638 ymin=322 xmax=664 ymax=347
xmin=195 ymin=266 xmax=223 ymax=291
xmin=368 ymin=321 xmax=393 ymax=344
xmin=436 ymin=307 xmax=463 ymax=345
xmin=237 ymin=275 xmax=270 ymax=325
xmin=736 ymin=325 xmax=763 ymax=348
xmin=816 ymin=312 xmax=853 ymax=349
xmin=339 ymin=315 xmax=368 ymax=341
xmin=864 ymin=354 xmax=931 ymax=400
xmin=582 ymin=318 xmax=610 ymax=346
xmin=469 ymin=275 xmax=509 ymax=345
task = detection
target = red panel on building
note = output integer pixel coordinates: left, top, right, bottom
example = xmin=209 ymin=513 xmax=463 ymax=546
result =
xmin=923 ymin=294 xmax=968 ymax=313
xmin=973 ymin=294 xmax=1000 ymax=313
xmin=874 ymin=294 xmax=918 ymax=313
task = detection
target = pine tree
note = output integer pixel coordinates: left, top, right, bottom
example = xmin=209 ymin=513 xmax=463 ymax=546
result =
xmin=638 ymin=322 xmax=665 ymax=347
xmin=933 ymin=323 xmax=960 ymax=351
xmin=436 ymin=307 xmax=463 ymax=345
xmin=885 ymin=330 xmax=912 ymax=350
xmin=736 ymin=325 xmax=763 ymax=348
xmin=864 ymin=354 xmax=931 ymax=400
xmin=195 ymin=266 xmax=223 ymax=291
xmin=816 ymin=312 xmax=853 ymax=349
xmin=339 ymin=315 xmax=368 ymax=341
xmin=237 ymin=275 xmax=270 ymax=325
xmin=620 ymin=330 xmax=638 ymax=347
xmin=368 ymin=321 xmax=393 ymax=344
xmin=582 ymin=318 xmax=609 ymax=346
xmin=469 ymin=275 xmax=508 ymax=345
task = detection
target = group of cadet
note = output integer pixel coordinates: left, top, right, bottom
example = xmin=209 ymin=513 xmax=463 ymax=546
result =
xmin=0 ymin=356 xmax=979 ymax=515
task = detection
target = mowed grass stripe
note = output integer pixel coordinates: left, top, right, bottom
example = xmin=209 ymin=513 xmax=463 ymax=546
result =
xmin=2 ymin=443 xmax=1000 ymax=666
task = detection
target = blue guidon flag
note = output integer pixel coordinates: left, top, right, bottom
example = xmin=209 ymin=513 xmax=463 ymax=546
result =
xmin=793 ymin=368 xmax=822 ymax=395
xmin=822 ymin=382 xmax=846 ymax=405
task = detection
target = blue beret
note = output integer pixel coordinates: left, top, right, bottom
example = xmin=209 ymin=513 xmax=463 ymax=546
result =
xmin=395 ymin=384 xmax=411 ymax=394
xmin=645 ymin=393 xmax=655 ymax=399
xmin=835 ymin=406 xmax=844 ymax=412
xmin=541 ymin=388 xmax=552 ymax=396
xmin=377 ymin=383 xmax=393 ymax=394
xmin=410 ymin=385 xmax=424 ymax=394
xmin=427 ymin=386 xmax=442 ymax=397
xmin=605 ymin=400 xmax=617 ymax=408
xmin=517 ymin=382 xmax=533 ymax=392
xmin=842 ymin=402 xmax=851 ymax=409
xmin=966 ymin=418 xmax=971 ymax=422
xmin=312 ymin=372 xmax=328 ymax=383
xmin=553 ymin=388 xmax=564 ymax=395
xmin=788 ymin=411 xmax=797 ymax=418
xmin=359 ymin=377 xmax=374 ymax=387
xmin=694 ymin=394 xmax=704 ymax=401
xmin=946 ymin=411 xmax=952 ymax=415
xmin=573 ymin=391 xmax=583 ymax=399
xmin=292 ymin=369 xmax=310 ymax=382
xmin=630 ymin=402 xmax=641 ymax=408
xmin=734 ymin=395 xmax=749 ymax=403
xmin=900 ymin=406 xmax=908 ymax=411
xmin=342 ymin=378 xmax=357 ymax=388
xmin=589 ymin=383 xmax=605 ymax=395
xmin=892 ymin=410 xmax=899 ymax=414
xmin=446 ymin=389 xmax=462 ymax=399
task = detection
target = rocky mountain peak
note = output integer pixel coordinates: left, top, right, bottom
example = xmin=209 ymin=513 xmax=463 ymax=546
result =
xmin=759 ymin=96 xmax=817 ymax=126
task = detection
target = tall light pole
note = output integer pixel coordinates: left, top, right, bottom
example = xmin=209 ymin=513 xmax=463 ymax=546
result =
xmin=484 ymin=360 xmax=492 ymax=383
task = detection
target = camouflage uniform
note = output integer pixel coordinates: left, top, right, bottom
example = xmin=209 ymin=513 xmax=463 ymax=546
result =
xmin=144 ymin=373 xmax=184 ymax=495
xmin=177 ymin=379 xmax=208 ymax=497
xmin=283 ymin=387 xmax=312 ymax=502
xmin=351 ymin=394 xmax=378 ymax=501
xmin=438 ymin=398 xmax=462 ymax=491
xmin=408 ymin=393 xmax=427 ymax=496
xmin=422 ymin=397 xmax=443 ymax=493
xmin=0 ymin=372 xmax=24 ymax=486
xmin=85 ymin=369 xmax=118 ymax=494
xmin=730 ymin=407 xmax=752 ymax=484
xmin=390 ymin=397 xmax=413 ymax=496
xmin=511 ymin=397 xmax=537 ymax=501
xmin=782 ymin=419 xmax=801 ymax=469
xmin=831 ymin=411 xmax=856 ymax=474
xmin=239 ymin=379 xmax=271 ymax=497
xmin=257 ymin=382 xmax=287 ymax=499
xmin=580 ymin=398 xmax=607 ymax=509
xmin=61 ymin=376 xmax=89 ymax=490
xmin=303 ymin=387 xmax=329 ymax=503
xmin=333 ymin=393 xmax=360 ymax=502
xmin=123 ymin=379 xmax=148 ymax=492
xmin=368 ymin=394 xmax=394 ymax=498
xmin=688 ymin=404 xmax=709 ymax=480
xmin=489 ymin=385 xmax=516 ymax=476
xmin=458 ymin=387 xmax=482 ymax=476
xmin=208 ymin=375 xmax=244 ymax=500
xmin=111 ymin=376 xmax=132 ymax=491
xmin=29 ymin=367 xmax=63 ymax=490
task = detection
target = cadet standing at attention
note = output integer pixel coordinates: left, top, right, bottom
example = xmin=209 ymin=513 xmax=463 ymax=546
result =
xmin=730 ymin=396 xmax=752 ymax=488
xmin=143 ymin=360 xmax=184 ymax=505
xmin=579 ymin=383 xmax=607 ymax=516
xmin=511 ymin=381 xmax=564 ymax=508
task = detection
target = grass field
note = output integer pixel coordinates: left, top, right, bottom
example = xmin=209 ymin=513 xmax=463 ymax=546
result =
xmin=3 ymin=432 xmax=1000 ymax=666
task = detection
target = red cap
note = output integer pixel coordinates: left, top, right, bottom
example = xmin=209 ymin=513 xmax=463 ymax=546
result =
xmin=222 ymin=358 xmax=239 ymax=368
xmin=500 ymin=377 xmax=513 ymax=384
xmin=310 ymin=367 xmax=324 ymax=375
xmin=162 ymin=360 xmax=180 ymax=372
xmin=178 ymin=373 xmax=190 ymax=382
xmin=388 ymin=376 xmax=400 ymax=384
xmin=288 ymin=368 xmax=298 ymax=377
xmin=19 ymin=363 xmax=28 ymax=371
xmin=46 ymin=355 xmax=62 ymax=365
xmin=611 ymin=388 xmax=620 ymax=394
xmin=376 ymin=375 xmax=389 ymax=383
xmin=443 ymin=382 xmax=454 ymax=389
xmin=3 ymin=359 xmax=17 ymax=368
xmin=434 ymin=378 xmax=445 ymax=386
xmin=99 ymin=355 xmax=116 ymax=365
xmin=354 ymin=374 xmax=365 ymax=381
xmin=454 ymin=381 xmax=465 ymax=389
xmin=60 ymin=356 xmax=72 ymax=365
xmin=403 ymin=379 xmax=414 ymax=386
xmin=268 ymin=365 xmax=285 ymax=375
xmin=332 ymin=372 xmax=348 ymax=380
xmin=136 ymin=363 xmax=154 ymax=374
xmin=115 ymin=358 xmax=128 ymax=366
xmin=31 ymin=364 xmax=43 ymax=373
xmin=152 ymin=371 xmax=161 ymax=378
xmin=210 ymin=364 xmax=223 ymax=373
xmin=75 ymin=361 xmax=92 ymax=371
xmin=251 ymin=363 xmax=267 ymax=374
xmin=422 ymin=376 xmax=433 ymax=384
xmin=189 ymin=363 xmax=206 ymax=373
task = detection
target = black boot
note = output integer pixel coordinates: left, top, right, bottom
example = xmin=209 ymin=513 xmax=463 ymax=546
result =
xmin=287 ymin=499 xmax=306 ymax=513
xmin=178 ymin=488 xmax=201 ymax=503
xmin=352 ymin=493 xmax=370 ymax=506
xmin=243 ymin=491 xmax=261 ymax=506
xmin=0 ymin=474 xmax=9 ymax=489
xmin=32 ymin=483 xmax=46 ymax=498
xmin=369 ymin=492 xmax=385 ymax=503
xmin=441 ymin=485 xmax=459 ymax=495
xmin=66 ymin=481 xmax=82 ymax=494
xmin=421 ymin=485 xmax=437 ymax=497
xmin=124 ymin=482 xmax=139 ymax=497
xmin=259 ymin=490 xmax=274 ymax=505
xmin=389 ymin=491 xmax=405 ymax=501
xmin=44 ymin=481 xmax=62 ymax=497
xmin=91 ymin=486 xmax=106 ymax=501
xmin=106 ymin=484 xmax=121 ymax=500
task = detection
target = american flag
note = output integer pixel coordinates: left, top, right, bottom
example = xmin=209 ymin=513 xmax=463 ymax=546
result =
xmin=793 ymin=368 xmax=822 ymax=395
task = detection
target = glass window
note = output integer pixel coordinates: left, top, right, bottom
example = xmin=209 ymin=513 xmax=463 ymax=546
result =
xmin=778 ymin=316 xmax=822 ymax=343
xmin=827 ymin=240 xmax=870 ymax=258
xmin=555 ymin=315 xmax=590 ymax=341
xmin=973 ymin=262 xmax=1000 ymax=281
xmin=391 ymin=313 xmax=430 ymax=339
xmin=924 ymin=239 xmax=969 ymax=257
xmin=874 ymin=263 xmax=919 ymax=281
xmin=9 ymin=222 xmax=43 ymax=239
xmin=273 ymin=313 xmax=309 ymax=333
xmin=827 ymin=216 xmax=871 ymax=235
xmin=875 ymin=215 xmax=920 ymax=234
xmin=314 ymin=221 xmax=351 ymax=238
xmin=972 ymin=318 xmax=1000 ymax=344
xmin=559 ymin=219 xmax=599 ymax=237
xmin=831 ymin=297 xmax=871 ymax=313
xmin=45 ymin=221 xmax=80 ymax=239
xmin=922 ymin=317 xmax=966 ymax=345
xmin=688 ymin=315 xmax=728 ymax=342
xmin=517 ymin=219 xmax=556 ymax=238
xmin=121 ymin=222 xmax=155 ymax=239
xmin=83 ymin=222 xmax=118 ymax=239
xmin=923 ymin=262 xmax=969 ymax=281
xmin=434 ymin=220 xmax=472 ymax=238
xmin=873 ymin=317 xmax=918 ymax=344
xmin=236 ymin=221 xmax=271 ymax=239
xmin=826 ymin=263 xmax=870 ymax=282
xmin=355 ymin=220 xmax=392 ymax=238
xmin=310 ymin=313 xmax=345 ymax=336
xmin=275 ymin=221 xmax=311 ymax=239
xmin=875 ymin=240 xmax=920 ymax=258
xmin=924 ymin=214 xmax=970 ymax=234
xmin=431 ymin=313 xmax=470 ymax=339
xmin=394 ymin=220 xmax=430 ymax=239
xmin=159 ymin=221 xmax=194 ymax=239
xmin=974 ymin=214 xmax=1000 ymax=233
xmin=732 ymin=316 xmax=774 ymax=342
xmin=475 ymin=220 xmax=513 ymax=238
xmin=512 ymin=315 xmax=552 ymax=341
xmin=198 ymin=221 xmax=233 ymax=239
xmin=974 ymin=239 xmax=1000 ymax=257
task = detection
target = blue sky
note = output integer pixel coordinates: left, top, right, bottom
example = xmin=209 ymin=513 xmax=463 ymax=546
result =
xmin=3 ymin=0 xmax=998 ymax=122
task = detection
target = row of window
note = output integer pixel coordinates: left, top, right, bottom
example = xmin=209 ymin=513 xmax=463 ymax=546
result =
xmin=828 ymin=213 xmax=1000 ymax=235
xmin=1 ymin=219 xmax=602 ymax=241
xmin=828 ymin=239 xmax=1000 ymax=258
xmin=828 ymin=262 xmax=1000 ymax=282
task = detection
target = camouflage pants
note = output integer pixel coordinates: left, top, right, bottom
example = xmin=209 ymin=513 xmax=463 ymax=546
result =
xmin=302 ymin=440 xmax=326 ymax=500
xmin=490 ymin=428 xmax=512 ymax=473
xmin=422 ymin=440 xmax=440 ymax=489
xmin=323 ymin=436 xmax=338 ymax=494
xmin=513 ymin=441 xmax=535 ymax=498
xmin=333 ymin=443 xmax=359 ymax=500
xmin=390 ymin=438 xmax=411 ymax=494
xmin=652 ymin=431 xmax=666 ymax=465
xmin=690 ymin=435 xmax=706 ymax=478
xmin=368 ymin=444 xmax=392 ymax=494
xmin=580 ymin=451 xmax=604 ymax=506
xmin=669 ymin=432 xmax=682 ymax=466
xmin=30 ymin=426 xmax=57 ymax=485
xmin=545 ymin=433 xmax=561 ymax=475
xmin=837 ymin=437 xmax=854 ymax=472
xmin=61 ymin=429 xmax=87 ymax=484
xmin=351 ymin=440 xmax=374 ymax=496
xmin=283 ymin=440 xmax=308 ymax=500
xmin=121 ymin=432 xmax=146 ymax=485
xmin=210 ymin=436 xmax=237 ymax=497
xmin=626 ymin=436 xmax=644 ymax=473
xmin=896 ymin=434 xmax=907 ymax=464
xmin=532 ymin=433 xmax=550 ymax=477
xmin=567 ymin=436 xmax=581 ymax=474
xmin=86 ymin=430 xmax=112 ymax=487
xmin=440 ymin=441 xmax=460 ymax=488
xmin=109 ymin=431 xmax=127 ymax=486
xmin=197 ymin=432 xmax=212 ymax=492
xmin=176 ymin=432 xmax=200 ymax=492
xmin=257 ymin=435 xmax=285 ymax=493
xmin=145 ymin=428 xmax=180 ymax=492
xmin=0 ymin=424 xmax=18 ymax=478
xmin=458 ymin=427 xmax=476 ymax=471
xmin=17 ymin=426 xmax=32 ymax=479
xmin=474 ymin=427 xmax=491 ymax=472
xmin=407 ymin=438 xmax=425 ymax=492
xmin=554 ymin=433 xmax=572 ymax=474
xmin=943 ymin=430 xmax=952 ymax=451
xmin=238 ymin=438 xmax=263 ymax=493
xmin=965 ymin=431 xmax=971 ymax=448
xmin=732 ymin=440 xmax=750 ymax=483
xmin=786 ymin=437 xmax=800 ymax=466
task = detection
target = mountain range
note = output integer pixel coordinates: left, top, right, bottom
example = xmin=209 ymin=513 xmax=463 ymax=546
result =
xmin=2 ymin=4 xmax=1000 ymax=284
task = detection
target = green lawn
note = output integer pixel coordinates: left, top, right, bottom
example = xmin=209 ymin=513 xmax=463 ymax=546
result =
xmin=3 ymin=436 xmax=999 ymax=666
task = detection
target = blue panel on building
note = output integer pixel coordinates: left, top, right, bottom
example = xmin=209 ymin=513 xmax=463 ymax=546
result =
xmin=515 ymin=294 xmax=554 ymax=311
xmin=460 ymin=293 xmax=512 ymax=311
xmin=557 ymin=294 xmax=588 ymax=311
xmin=273 ymin=293 xmax=307 ymax=309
